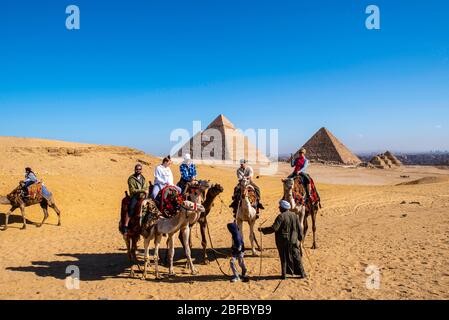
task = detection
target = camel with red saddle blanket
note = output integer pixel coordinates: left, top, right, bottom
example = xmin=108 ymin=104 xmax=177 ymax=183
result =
xmin=0 ymin=182 xmax=61 ymax=231
xmin=181 ymin=180 xmax=224 ymax=264
xmin=119 ymin=186 xmax=205 ymax=279
xmin=282 ymin=175 xmax=321 ymax=249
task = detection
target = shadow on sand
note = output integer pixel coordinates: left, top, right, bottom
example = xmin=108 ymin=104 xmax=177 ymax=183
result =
xmin=5 ymin=247 xmax=227 ymax=281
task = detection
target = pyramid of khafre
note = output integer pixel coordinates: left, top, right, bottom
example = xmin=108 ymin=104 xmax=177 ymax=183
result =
xmin=175 ymin=114 xmax=271 ymax=164
xmin=293 ymin=127 xmax=361 ymax=165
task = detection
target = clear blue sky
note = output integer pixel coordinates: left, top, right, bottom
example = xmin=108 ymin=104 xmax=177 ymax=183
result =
xmin=1 ymin=0 xmax=448 ymax=155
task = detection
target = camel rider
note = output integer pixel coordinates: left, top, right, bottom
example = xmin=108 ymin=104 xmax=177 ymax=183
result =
xmin=21 ymin=167 xmax=39 ymax=198
xmin=177 ymin=153 xmax=197 ymax=193
xmin=152 ymin=156 xmax=181 ymax=199
xmin=230 ymin=159 xmax=264 ymax=216
xmin=289 ymin=148 xmax=311 ymax=201
xmin=123 ymin=164 xmax=149 ymax=235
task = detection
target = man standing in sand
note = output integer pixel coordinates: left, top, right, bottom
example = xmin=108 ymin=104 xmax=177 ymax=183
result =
xmin=123 ymin=164 xmax=149 ymax=235
xmin=259 ymin=200 xmax=307 ymax=280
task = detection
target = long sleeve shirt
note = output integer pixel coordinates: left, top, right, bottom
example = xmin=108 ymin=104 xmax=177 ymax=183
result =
xmin=180 ymin=163 xmax=197 ymax=181
xmin=24 ymin=172 xmax=39 ymax=184
xmin=292 ymin=156 xmax=309 ymax=174
xmin=237 ymin=166 xmax=254 ymax=181
xmin=154 ymin=165 xmax=174 ymax=186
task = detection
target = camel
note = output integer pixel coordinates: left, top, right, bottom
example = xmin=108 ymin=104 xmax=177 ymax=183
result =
xmin=1 ymin=184 xmax=61 ymax=231
xmin=142 ymin=200 xmax=205 ymax=280
xmin=281 ymin=177 xmax=320 ymax=249
xmin=120 ymin=197 xmax=159 ymax=277
xmin=181 ymin=182 xmax=224 ymax=264
xmin=235 ymin=178 xmax=260 ymax=256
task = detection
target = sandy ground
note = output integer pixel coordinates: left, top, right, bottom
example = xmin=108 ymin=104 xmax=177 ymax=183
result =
xmin=0 ymin=137 xmax=448 ymax=300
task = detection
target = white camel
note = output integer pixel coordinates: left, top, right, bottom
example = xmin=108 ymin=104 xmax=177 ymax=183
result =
xmin=142 ymin=200 xmax=205 ymax=280
xmin=235 ymin=178 xmax=260 ymax=256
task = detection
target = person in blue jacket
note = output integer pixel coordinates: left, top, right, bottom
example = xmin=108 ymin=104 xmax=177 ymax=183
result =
xmin=227 ymin=222 xmax=249 ymax=283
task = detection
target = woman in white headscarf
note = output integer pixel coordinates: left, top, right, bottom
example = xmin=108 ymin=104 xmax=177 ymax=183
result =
xmin=177 ymin=153 xmax=197 ymax=193
xmin=152 ymin=156 xmax=181 ymax=199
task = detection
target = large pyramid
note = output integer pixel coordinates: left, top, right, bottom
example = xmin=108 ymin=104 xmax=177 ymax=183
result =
xmin=293 ymin=127 xmax=361 ymax=165
xmin=174 ymin=114 xmax=271 ymax=164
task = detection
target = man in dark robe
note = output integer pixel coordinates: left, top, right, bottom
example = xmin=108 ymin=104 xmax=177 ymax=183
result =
xmin=259 ymin=200 xmax=307 ymax=279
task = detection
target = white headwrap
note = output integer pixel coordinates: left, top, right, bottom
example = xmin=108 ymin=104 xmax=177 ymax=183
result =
xmin=279 ymin=200 xmax=291 ymax=210
xmin=183 ymin=153 xmax=192 ymax=164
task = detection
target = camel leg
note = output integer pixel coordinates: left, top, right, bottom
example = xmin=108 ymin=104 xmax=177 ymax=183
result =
xmin=182 ymin=225 xmax=198 ymax=275
xmin=199 ymin=219 xmax=209 ymax=264
xmin=20 ymin=206 xmax=27 ymax=230
xmin=2 ymin=207 xmax=18 ymax=231
xmin=167 ymin=235 xmax=176 ymax=277
xmin=303 ymin=214 xmax=309 ymax=247
xmin=49 ymin=202 xmax=62 ymax=226
xmin=38 ymin=203 xmax=49 ymax=228
xmin=143 ymin=236 xmax=151 ymax=280
xmin=249 ymin=220 xmax=258 ymax=256
xmin=154 ymin=233 xmax=163 ymax=280
xmin=298 ymin=206 xmax=306 ymax=240
xmin=311 ymin=207 xmax=318 ymax=249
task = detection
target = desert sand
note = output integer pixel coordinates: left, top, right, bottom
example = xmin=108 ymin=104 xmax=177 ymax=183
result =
xmin=0 ymin=136 xmax=448 ymax=300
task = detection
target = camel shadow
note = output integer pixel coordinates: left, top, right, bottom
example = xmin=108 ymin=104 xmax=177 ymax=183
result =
xmin=0 ymin=212 xmax=36 ymax=228
xmin=6 ymin=252 xmax=133 ymax=281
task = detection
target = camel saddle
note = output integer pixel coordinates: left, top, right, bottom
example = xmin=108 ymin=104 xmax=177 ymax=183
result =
xmin=155 ymin=186 xmax=184 ymax=218
xmin=25 ymin=183 xmax=44 ymax=201
xmin=292 ymin=175 xmax=321 ymax=207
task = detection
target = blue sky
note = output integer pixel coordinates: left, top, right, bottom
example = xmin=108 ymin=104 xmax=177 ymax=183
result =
xmin=0 ymin=0 xmax=448 ymax=155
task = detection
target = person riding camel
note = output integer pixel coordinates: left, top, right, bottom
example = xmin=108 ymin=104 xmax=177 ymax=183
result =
xmin=123 ymin=164 xmax=149 ymax=236
xmin=152 ymin=156 xmax=181 ymax=200
xmin=21 ymin=167 xmax=39 ymax=198
xmin=288 ymin=148 xmax=311 ymax=201
xmin=230 ymin=159 xmax=264 ymax=217
xmin=177 ymin=153 xmax=197 ymax=194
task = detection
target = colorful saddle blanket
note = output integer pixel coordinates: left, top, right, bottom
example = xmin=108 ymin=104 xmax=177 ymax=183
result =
xmin=155 ymin=186 xmax=184 ymax=218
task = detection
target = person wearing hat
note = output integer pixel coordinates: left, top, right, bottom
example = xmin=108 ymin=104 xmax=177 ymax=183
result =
xmin=177 ymin=153 xmax=197 ymax=193
xmin=258 ymin=200 xmax=307 ymax=280
xmin=20 ymin=167 xmax=39 ymax=198
xmin=289 ymin=148 xmax=311 ymax=200
xmin=230 ymin=159 xmax=264 ymax=216
xmin=123 ymin=164 xmax=149 ymax=235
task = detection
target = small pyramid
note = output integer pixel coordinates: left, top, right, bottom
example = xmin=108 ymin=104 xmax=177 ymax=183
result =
xmin=294 ymin=127 xmax=361 ymax=165
xmin=174 ymin=114 xmax=270 ymax=164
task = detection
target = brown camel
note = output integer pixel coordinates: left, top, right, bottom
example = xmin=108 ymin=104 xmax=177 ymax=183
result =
xmin=282 ymin=177 xmax=321 ymax=249
xmin=179 ymin=182 xmax=224 ymax=264
xmin=1 ymin=184 xmax=61 ymax=231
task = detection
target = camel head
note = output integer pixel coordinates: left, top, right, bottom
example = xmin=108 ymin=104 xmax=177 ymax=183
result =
xmin=282 ymin=178 xmax=295 ymax=191
xmin=209 ymin=183 xmax=224 ymax=196
xmin=180 ymin=200 xmax=205 ymax=214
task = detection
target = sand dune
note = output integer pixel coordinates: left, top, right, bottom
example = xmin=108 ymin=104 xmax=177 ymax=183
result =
xmin=0 ymin=137 xmax=448 ymax=300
